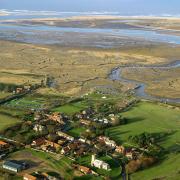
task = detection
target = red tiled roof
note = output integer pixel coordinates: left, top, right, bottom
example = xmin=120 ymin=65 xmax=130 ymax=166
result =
xmin=23 ymin=174 xmax=37 ymax=180
xmin=79 ymin=165 xmax=91 ymax=173
xmin=0 ymin=140 xmax=8 ymax=146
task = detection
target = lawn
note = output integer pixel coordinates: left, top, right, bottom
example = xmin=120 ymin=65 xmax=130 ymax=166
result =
xmin=68 ymin=127 xmax=86 ymax=137
xmin=0 ymin=106 xmax=25 ymax=118
xmin=132 ymin=153 xmax=180 ymax=180
xmin=0 ymin=92 xmax=11 ymax=99
xmin=0 ymin=113 xmax=21 ymax=131
xmin=10 ymin=149 xmax=74 ymax=180
xmin=107 ymin=101 xmax=180 ymax=180
xmin=5 ymin=96 xmax=45 ymax=110
xmin=53 ymin=101 xmax=88 ymax=115
xmin=76 ymin=155 xmax=121 ymax=179
xmin=28 ymin=149 xmax=74 ymax=180
xmin=4 ymin=93 xmax=67 ymax=110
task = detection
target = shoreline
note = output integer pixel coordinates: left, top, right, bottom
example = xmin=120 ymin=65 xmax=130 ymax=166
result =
xmin=0 ymin=15 xmax=180 ymax=23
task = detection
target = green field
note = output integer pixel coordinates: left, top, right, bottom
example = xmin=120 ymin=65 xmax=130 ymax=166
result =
xmin=4 ymin=93 xmax=67 ymax=110
xmin=107 ymin=101 xmax=180 ymax=180
xmin=132 ymin=153 xmax=180 ymax=180
xmin=29 ymin=149 xmax=73 ymax=179
xmin=68 ymin=127 xmax=86 ymax=137
xmin=76 ymin=155 xmax=121 ymax=179
xmin=0 ymin=92 xmax=11 ymax=99
xmin=10 ymin=148 xmax=74 ymax=180
xmin=53 ymin=101 xmax=88 ymax=115
xmin=53 ymin=92 xmax=134 ymax=116
xmin=0 ymin=106 xmax=25 ymax=118
xmin=0 ymin=113 xmax=21 ymax=131
xmin=5 ymin=96 xmax=46 ymax=110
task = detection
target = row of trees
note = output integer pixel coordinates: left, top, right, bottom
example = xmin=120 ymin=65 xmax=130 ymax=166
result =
xmin=0 ymin=83 xmax=19 ymax=92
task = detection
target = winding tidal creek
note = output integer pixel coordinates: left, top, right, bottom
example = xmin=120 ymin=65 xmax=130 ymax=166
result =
xmin=109 ymin=61 xmax=180 ymax=104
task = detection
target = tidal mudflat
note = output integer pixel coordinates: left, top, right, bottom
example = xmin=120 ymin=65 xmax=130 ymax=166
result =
xmin=0 ymin=16 xmax=180 ymax=101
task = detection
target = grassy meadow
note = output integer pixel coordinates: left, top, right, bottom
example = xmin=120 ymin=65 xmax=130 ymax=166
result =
xmin=0 ymin=113 xmax=21 ymax=132
xmin=53 ymin=101 xmax=88 ymax=115
xmin=0 ymin=92 xmax=12 ymax=99
xmin=107 ymin=101 xmax=180 ymax=179
xmin=9 ymin=148 xmax=73 ymax=180
xmin=76 ymin=155 xmax=121 ymax=179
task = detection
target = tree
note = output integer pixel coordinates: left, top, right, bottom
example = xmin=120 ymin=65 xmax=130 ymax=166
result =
xmin=126 ymin=160 xmax=141 ymax=174
xmin=47 ymin=134 xmax=58 ymax=142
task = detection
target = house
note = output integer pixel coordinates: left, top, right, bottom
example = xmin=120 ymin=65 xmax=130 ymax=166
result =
xmin=115 ymin=145 xmax=125 ymax=154
xmin=3 ymin=160 xmax=27 ymax=173
xmin=78 ymin=138 xmax=91 ymax=145
xmin=16 ymin=87 xmax=24 ymax=94
xmin=79 ymin=165 xmax=91 ymax=174
xmin=58 ymin=139 xmax=67 ymax=146
xmin=31 ymin=138 xmax=46 ymax=146
xmin=0 ymin=140 xmax=9 ymax=150
xmin=33 ymin=124 xmax=45 ymax=132
xmin=41 ymin=172 xmax=60 ymax=180
xmin=57 ymin=131 xmax=74 ymax=141
xmin=91 ymin=155 xmax=110 ymax=171
xmin=98 ymin=136 xmax=116 ymax=148
xmin=34 ymin=113 xmax=42 ymax=121
xmin=46 ymin=112 xmax=65 ymax=124
xmin=24 ymin=85 xmax=31 ymax=91
xmin=61 ymin=146 xmax=70 ymax=155
xmin=80 ymin=119 xmax=91 ymax=126
xmin=103 ymin=118 xmax=109 ymax=124
xmin=79 ymin=138 xmax=86 ymax=143
xmin=32 ymin=139 xmax=61 ymax=152
xmin=23 ymin=174 xmax=37 ymax=180
xmin=44 ymin=140 xmax=60 ymax=150
xmin=125 ymin=149 xmax=134 ymax=160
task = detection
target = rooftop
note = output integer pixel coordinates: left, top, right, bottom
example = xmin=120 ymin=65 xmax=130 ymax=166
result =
xmin=0 ymin=140 xmax=8 ymax=146
xmin=3 ymin=160 xmax=23 ymax=169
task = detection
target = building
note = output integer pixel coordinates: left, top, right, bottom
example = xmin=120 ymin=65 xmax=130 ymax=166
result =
xmin=23 ymin=174 xmax=37 ymax=180
xmin=80 ymin=119 xmax=91 ymax=126
xmin=0 ymin=140 xmax=9 ymax=150
xmin=3 ymin=160 xmax=26 ymax=173
xmin=125 ymin=148 xmax=136 ymax=160
xmin=125 ymin=150 xmax=134 ymax=160
xmin=16 ymin=87 xmax=24 ymax=94
xmin=46 ymin=112 xmax=65 ymax=124
xmin=44 ymin=140 xmax=60 ymax=150
xmin=115 ymin=145 xmax=125 ymax=154
xmin=91 ymin=155 xmax=110 ymax=171
xmin=41 ymin=172 xmax=60 ymax=180
xmin=58 ymin=139 xmax=67 ymax=146
xmin=24 ymin=85 xmax=31 ymax=91
xmin=34 ymin=113 xmax=42 ymax=121
xmin=61 ymin=146 xmax=70 ymax=155
xmin=79 ymin=165 xmax=91 ymax=174
xmin=33 ymin=124 xmax=45 ymax=132
xmin=57 ymin=131 xmax=74 ymax=141
xmin=31 ymin=138 xmax=46 ymax=146
xmin=98 ymin=136 xmax=116 ymax=148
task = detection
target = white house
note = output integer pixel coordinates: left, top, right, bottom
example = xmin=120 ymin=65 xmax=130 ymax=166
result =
xmin=57 ymin=131 xmax=74 ymax=141
xmin=91 ymin=155 xmax=110 ymax=171
xmin=33 ymin=124 xmax=45 ymax=132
